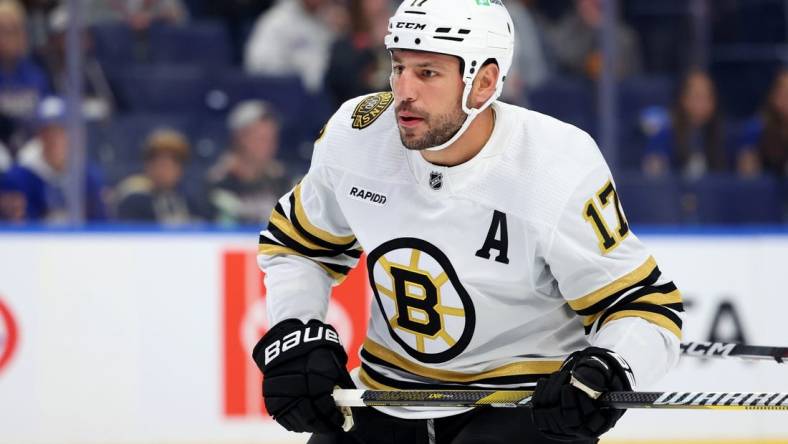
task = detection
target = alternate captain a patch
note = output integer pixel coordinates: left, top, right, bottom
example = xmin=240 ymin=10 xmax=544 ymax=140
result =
xmin=352 ymin=92 xmax=394 ymax=129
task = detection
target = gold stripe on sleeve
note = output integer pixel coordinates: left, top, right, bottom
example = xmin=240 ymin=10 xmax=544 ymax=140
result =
xmin=269 ymin=210 xmax=333 ymax=253
xmin=602 ymin=310 xmax=682 ymax=339
xmin=582 ymin=289 xmax=683 ymax=327
xmin=363 ymin=339 xmax=562 ymax=382
xmin=293 ymin=183 xmax=356 ymax=245
xmin=635 ymin=290 xmax=683 ymax=306
xmin=258 ymin=243 xmax=346 ymax=282
xmin=568 ymin=256 xmax=657 ymax=312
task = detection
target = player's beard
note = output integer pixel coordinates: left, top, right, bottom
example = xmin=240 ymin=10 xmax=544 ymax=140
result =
xmin=397 ymin=99 xmax=467 ymax=151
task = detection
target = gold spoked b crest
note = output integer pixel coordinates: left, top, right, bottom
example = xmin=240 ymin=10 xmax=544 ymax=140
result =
xmin=352 ymin=92 xmax=394 ymax=130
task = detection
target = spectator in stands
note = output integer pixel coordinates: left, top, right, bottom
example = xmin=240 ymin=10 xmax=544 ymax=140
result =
xmin=4 ymin=96 xmax=107 ymax=222
xmin=0 ymin=138 xmax=15 ymax=221
xmin=114 ymin=127 xmax=198 ymax=224
xmin=203 ymin=0 xmax=275 ymax=64
xmin=84 ymin=0 xmax=189 ymax=30
xmin=244 ymin=0 xmax=339 ymax=92
xmin=0 ymin=0 xmax=50 ymax=140
xmin=642 ymin=69 xmax=726 ymax=179
xmin=207 ymin=100 xmax=295 ymax=225
xmin=544 ymin=0 xmax=641 ymax=81
xmin=18 ymin=0 xmax=59 ymax=51
xmin=324 ymin=0 xmax=392 ymax=106
xmin=736 ymin=68 xmax=788 ymax=178
xmin=0 ymin=170 xmax=26 ymax=222
xmin=40 ymin=5 xmax=114 ymax=121
xmin=502 ymin=0 xmax=550 ymax=101
xmin=0 ymin=138 xmax=9 ymax=171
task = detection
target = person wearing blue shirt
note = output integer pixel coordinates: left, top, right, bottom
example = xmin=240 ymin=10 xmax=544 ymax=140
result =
xmin=3 ymin=96 xmax=107 ymax=222
xmin=736 ymin=68 xmax=788 ymax=178
xmin=0 ymin=0 xmax=50 ymax=132
xmin=642 ymin=69 xmax=727 ymax=179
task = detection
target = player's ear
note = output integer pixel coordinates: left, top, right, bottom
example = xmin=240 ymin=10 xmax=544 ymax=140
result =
xmin=470 ymin=62 xmax=499 ymax=108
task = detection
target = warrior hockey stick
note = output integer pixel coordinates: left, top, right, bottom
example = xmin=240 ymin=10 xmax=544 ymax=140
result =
xmin=333 ymin=389 xmax=788 ymax=411
xmin=680 ymin=341 xmax=787 ymax=363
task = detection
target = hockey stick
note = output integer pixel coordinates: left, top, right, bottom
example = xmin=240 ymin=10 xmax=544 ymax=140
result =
xmin=333 ymin=389 xmax=788 ymax=411
xmin=680 ymin=341 xmax=787 ymax=363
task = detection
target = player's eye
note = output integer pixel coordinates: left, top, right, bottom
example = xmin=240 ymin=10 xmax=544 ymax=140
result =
xmin=421 ymin=70 xmax=437 ymax=78
xmin=392 ymin=65 xmax=404 ymax=76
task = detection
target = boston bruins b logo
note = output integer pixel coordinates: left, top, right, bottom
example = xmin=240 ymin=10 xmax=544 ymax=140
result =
xmin=366 ymin=238 xmax=475 ymax=363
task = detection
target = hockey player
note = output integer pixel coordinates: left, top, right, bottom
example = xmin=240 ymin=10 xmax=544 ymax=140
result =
xmin=252 ymin=0 xmax=683 ymax=443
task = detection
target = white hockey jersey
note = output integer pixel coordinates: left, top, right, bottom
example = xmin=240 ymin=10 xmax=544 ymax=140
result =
xmin=258 ymin=92 xmax=683 ymax=419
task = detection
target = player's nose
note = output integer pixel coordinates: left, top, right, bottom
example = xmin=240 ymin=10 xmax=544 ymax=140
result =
xmin=392 ymin=70 xmax=418 ymax=104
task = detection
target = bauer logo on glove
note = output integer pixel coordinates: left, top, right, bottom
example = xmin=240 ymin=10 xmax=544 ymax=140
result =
xmin=263 ymin=325 xmax=342 ymax=365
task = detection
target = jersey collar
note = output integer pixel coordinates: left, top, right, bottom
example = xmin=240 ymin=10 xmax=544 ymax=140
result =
xmin=405 ymin=102 xmax=513 ymax=194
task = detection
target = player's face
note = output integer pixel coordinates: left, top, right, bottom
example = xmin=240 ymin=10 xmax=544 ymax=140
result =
xmin=390 ymin=50 xmax=466 ymax=150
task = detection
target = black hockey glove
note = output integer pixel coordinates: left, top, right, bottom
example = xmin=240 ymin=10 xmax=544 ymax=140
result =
xmin=531 ymin=347 xmax=634 ymax=441
xmin=252 ymin=319 xmax=353 ymax=433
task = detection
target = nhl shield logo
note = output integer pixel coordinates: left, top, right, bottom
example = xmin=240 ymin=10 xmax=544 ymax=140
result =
xmin=429 ymin=171 xmax=443 ymax=190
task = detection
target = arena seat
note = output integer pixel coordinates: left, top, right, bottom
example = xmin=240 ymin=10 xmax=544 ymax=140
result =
xmin=91 ymin=23 xmax=137 ymax=65
xmin=619 ymin=75 xmax=674 ymax=115
xmin=615 ymin=172 xmax=684 ymax=225
xmin=148 ymin=21 xmax=232 ymax=68
xmin=687 ymin=174 xmax=782 ymax=224
xmin=208 ymin=70 xmax=307 ymax=119
xmin=528 ymin=75 xmax=595 ymax=134
xmin=108 ymin=65 xmax=210 ymax=112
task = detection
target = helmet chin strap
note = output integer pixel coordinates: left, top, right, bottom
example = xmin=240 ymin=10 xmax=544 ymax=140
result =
xmin=423 ymin=78 xmax=499 ymax=152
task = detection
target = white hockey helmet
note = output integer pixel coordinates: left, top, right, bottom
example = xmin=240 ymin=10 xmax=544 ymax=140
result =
xmin=385 ymin=0 xmax=515 ymax=151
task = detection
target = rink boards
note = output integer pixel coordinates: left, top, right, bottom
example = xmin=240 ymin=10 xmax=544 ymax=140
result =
xmin=0 ymin=228 xmax=786 ymax=444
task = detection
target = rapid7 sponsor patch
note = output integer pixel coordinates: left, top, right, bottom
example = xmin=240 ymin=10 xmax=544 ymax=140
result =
xmin=348 ymin=186 xmax=388 ymax=206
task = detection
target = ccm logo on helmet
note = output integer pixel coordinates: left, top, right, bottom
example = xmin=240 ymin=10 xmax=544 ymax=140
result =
xmin=264 ymin=326 xmax=341 ymax=365
xmin=396 ymin=22 xmax=426 ymax=30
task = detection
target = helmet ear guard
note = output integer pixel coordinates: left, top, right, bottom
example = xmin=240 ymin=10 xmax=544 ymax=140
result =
xmin=385 ymin=0 xmax=515 ymax=151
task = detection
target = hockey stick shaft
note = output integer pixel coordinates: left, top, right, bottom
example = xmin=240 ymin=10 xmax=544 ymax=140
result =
xmin=334 ymin=389 xmax=788 ymax=411
xmin=680 ymin=341 xmax=787 ymax=363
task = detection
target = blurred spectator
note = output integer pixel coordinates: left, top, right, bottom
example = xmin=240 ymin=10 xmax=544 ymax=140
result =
xmin=4 ymin=96 xmax=107 ymax=222
xmin=642 ymin=70 xmax=726 ymax=179
xmin=736 ymin=68 xmax=788 ymax=178
xmin=324 ymin=0 xmax=391 ymax=106
xmin=0 ymin=170 xmax=26 ymax=222
xmin=244 ymin=0 xmax=340 ymax=92
xmin=0 ymin=138 xmax=9 ymax=171
xmin=0 ymin=134 xmax=20 ymax=222
xmin=39 ymin=5 xmax=114 ymax=121
xmin=544 ymin=0 xmax=641 ymax=81
xmin=207 ymin=100 xmax=296 ymax=225
xmin=0 ymin=0 xmax=50 ymax=138
xmin=19 ymin=0 xmax=59 ymax=50
xmin=84 ymin=0 xmax=189 ymax=30
xmin=114 ymin=128 xmax=199 ymax=224
xmin=503 ymin=0 xmax=550 ymax=101
xmin=203 ymin=0 xmax=275 ymax=64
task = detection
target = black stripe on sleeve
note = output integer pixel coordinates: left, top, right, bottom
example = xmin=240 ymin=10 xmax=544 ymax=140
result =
xmin=575 ymin=266 xmax=662 ymax=316
xmin=664 ymin=302 xmax=685 ymax=312
xmin=267 ymin=224 xmax=349 ymax=259
xmin=597 ymin=302 xmax=684 ymax=331
xmin=268 ymin=202 xmax=362 ymax=259
xmin=259 ymin=235 xmax=351 ymax=277
xmin=602 ymin=281 xmax=678 ymax=314
xmin=288 ymin=193 xmax=358 ymax=251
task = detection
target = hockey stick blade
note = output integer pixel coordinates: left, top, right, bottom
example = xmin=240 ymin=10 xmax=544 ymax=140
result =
xmin=333 ymin=389 xmax=788 ymax=411
xmin=681 ymin=341 xmax=787 ymax=363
